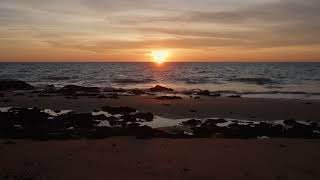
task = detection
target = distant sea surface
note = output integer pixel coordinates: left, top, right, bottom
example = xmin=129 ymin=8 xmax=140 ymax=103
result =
xmin=1 ymin=62 xmax=320 ymax=99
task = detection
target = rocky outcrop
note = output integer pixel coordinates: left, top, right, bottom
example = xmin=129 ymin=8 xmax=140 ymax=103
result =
xmin=155 ymin=96 xmax=183 ymax=100
xmin=57 ymin=85 xmax=100 ymax=94
xmin=0 ymin=80 xmax=33 ymax=91
xmin=150 ymin=85 xmax=174 ymax=92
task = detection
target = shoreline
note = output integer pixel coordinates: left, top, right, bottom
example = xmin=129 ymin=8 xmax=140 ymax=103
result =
xmin=1 ymin=91 xmax=319 ymax=121
xmin=1 ymin=82 xmax=320 ymax=140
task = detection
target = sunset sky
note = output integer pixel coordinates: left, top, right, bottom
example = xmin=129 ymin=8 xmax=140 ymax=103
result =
xmin=0 ymin=0 xmax=320 ymax=62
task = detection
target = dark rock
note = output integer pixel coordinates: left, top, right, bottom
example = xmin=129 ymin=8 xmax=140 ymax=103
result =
xmin=197 ymin=90 xmax=210 ymax=96
xmin=101 ymin=106 xmax=136 ymax=115
xmin=135 ymin=126 xmax=157 ymax=139
xmin=120 ymin=114 xmax=137 ymax=123
xmin=150 ymin=85 xmax=174 ymax=92
xmin=130 ymin=89 xmax=146 ymax=95
xmin=228 ymin=95 xmax=241 ymax=98
xmin=192 ymin=127 xmax=213 ymax=138
xmin=93 ymin=114 xmax=108 ymax=120
xmin=0 ymin=80 xmax=33 ymax=91
xmin=126 ymin=122 xmax=141 ymax=128
xmin=103 ymin=87 xmax=126 ymax=93
xmin=107 ymin=116 xmax=123 ymax=127
xmin=87 ymin=127 xmax=112 ymax=139
xmin=68 ymin=113 xmax=97 ymax=128
xmin=49 ymin=115 xmax=73 ymax=130
xmin=120 ymin=112 xmax=154 ymax=123
xmin=17 ymin=108 xmax=49 ymax=128
xmin=43 ymin=85 xmax=56 ymax=93
xmin=283 ymin=119 xmax=299 ymax=126
xmin=57 ymin=85 xmax=100 ymax=94
xmin=182 ymin=119 xmax=202 ymax=126
xmin=134 ymin=112 xmax=154 ymax=122
xmin=203 ymin=119 xmax=227 ymax=126
xmin=310 ymin=122 xmax=319 ymax=128
xmin=155 ymin=96 xmax=182 ymax=100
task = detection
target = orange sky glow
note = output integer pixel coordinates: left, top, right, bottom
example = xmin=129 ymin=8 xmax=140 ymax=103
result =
xmin=0 ymin=0 xmax=319 ymax=62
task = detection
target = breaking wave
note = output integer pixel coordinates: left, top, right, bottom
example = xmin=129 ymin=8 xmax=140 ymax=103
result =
xmin=231 ymin=77 xmax=277 ymax=85
xmin=112 ymin=78 xmax=155 ymax=84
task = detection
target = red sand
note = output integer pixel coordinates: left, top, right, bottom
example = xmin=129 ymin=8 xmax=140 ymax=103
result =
xmin=1 ymin=138 xmax=320 ymax=180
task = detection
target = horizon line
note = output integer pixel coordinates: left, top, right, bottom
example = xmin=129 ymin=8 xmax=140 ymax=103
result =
xmin=0 ymin=60 xmax=319 ymax=63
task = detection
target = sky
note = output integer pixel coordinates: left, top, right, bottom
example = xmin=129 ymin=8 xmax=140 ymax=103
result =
xmin=0 ymin=0 xmax=320 ymax=62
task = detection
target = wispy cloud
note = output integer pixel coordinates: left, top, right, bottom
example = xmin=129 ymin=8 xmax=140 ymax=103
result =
xmin=0 ymin=0 xmax=319 ymax=61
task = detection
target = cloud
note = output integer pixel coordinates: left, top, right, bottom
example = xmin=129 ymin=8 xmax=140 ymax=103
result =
xmin=0 ymin=0 xmax=320 ymax=60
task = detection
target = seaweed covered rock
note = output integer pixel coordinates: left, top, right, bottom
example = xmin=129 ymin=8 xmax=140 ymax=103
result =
xmin=150 ymin=85 xmax=173 ymax=92
xmin=0 ymin=80 xmax=33 ymax=91
xmin=196 ymin=90 xmax=211 ymax=96
xmin=57 ymin=85 xmax=100 ymax=94
xmin=182 ymin=119 xmax=202 ymax=126
xmin=101 ymin=106 xmax=136 ymax=115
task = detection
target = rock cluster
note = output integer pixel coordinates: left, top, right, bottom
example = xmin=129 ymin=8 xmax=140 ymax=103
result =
xmin=1 ymin=106 xmax=319 ymax=140
xmin=150 ymin=85 xmax=174 ymax=92
xmin=0 ymin=106 xmax=158 ymax=139
xmin=0 ymin=80 xmax=33 ymax=91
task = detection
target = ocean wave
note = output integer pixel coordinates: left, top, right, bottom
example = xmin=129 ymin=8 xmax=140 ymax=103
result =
xmin=231 ymin=77 xmax=276 ymax=85
xmin=185 ymin=79 xmax=210 ymax=84
xmin=42 ymin=76 xmax=72 ymax=81
xmin=176 ymin=77 xmax=221 ymax=84
xmin=112 ymin=78 xmax=155 ymax=84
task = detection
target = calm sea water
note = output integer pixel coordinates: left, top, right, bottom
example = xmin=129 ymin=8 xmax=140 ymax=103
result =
xmin=1 ymin=62 xmax=320 ymax=99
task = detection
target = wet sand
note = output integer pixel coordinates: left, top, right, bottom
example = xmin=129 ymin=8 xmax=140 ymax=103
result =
xmin=0 ymin=92 xmax=319 ymax=121
xmin=1 ymin=138 xmax=320 ymax=180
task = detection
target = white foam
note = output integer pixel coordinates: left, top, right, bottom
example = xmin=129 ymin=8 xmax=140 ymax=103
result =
xmin=140 ymin=116 xmax=190 ymax=128
xmin=257 ymin=136 xmax=270 ymax=140
xmin=13 ymin=125 xmax=23 ymax=129
xmin=273 ymin=120 xmax=286 ymax=126
xmin=297 ymin=121 xmax=311 ymax=125
xmin=0 ymin=107 xmax=12 ymax=112
xmin=184 ymin=130 xmax=194 ymax=136
xmin=42 ymin=109 xmax=72 ymax=116
xmin=66 ymin=127 xmax=75 ymax=130
xmin=92 ymin=111 xmax=112 ymax=117
xmin=95 ymin=120 xmax=111 ymax=127
xmin=216 ymin=121 xmax=233 ymax=127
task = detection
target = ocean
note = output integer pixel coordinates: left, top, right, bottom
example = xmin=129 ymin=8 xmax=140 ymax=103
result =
xmin=0 ymin=62 xmax=319 ymax=99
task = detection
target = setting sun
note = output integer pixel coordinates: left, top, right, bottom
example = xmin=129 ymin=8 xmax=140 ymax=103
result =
xmin=151 ymin=50 xmax=170 ymax=63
